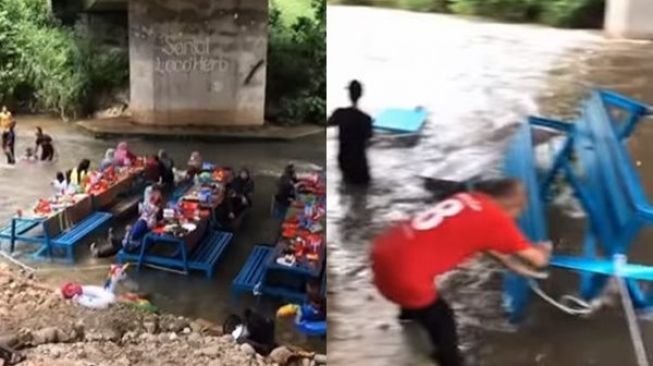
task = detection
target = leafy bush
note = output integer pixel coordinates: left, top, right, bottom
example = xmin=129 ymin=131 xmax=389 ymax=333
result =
xmin=539 ymin=0 xmax=605 ymax=28
xmin=331 ymin=0 xmax=605 ymax=28
xmin=450 ymin=0 xmax=542 ymax=22
xmin=266 ymin=0 xmax=326 ymax=125
xmin=0 ymin=0 xmax=127 ymax=119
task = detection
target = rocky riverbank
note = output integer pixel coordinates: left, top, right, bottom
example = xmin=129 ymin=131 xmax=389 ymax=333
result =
xmin=0 ymin=263 xmax=326 ymax=366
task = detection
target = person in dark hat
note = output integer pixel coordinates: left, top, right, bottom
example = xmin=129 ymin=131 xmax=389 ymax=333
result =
xmin=327 ymin=80 xmax=373 ymax=185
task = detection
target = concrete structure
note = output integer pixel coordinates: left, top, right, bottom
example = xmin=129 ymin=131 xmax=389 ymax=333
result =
xmin=128 ymin=0 xmax=268 ymax=126
xmin=54 ymin=0 xmax=269 ymax=127
xmin=605 ymin=0 xmax=653 ymax=39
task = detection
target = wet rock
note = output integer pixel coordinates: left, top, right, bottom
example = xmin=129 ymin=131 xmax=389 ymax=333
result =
xmin=240 ymin=343 xmax=256 ymax=356
xmin=0 ymin=333 xmax=18 ymax=348
xmin=182 ymin=327 xmax=191 ymax=334
xmin=198 ymin=345 xmax=222 ymax=358
xmin=143 ymin=320 xmax=158 ymax=334
xmin=220 ymin=334 xmax=234 ymax=343
xmin=269 ymin=346 xmax=293 ymax=364
xmin=314 ymin=354 xmax=327 ymax=364
xmin=168 ymin=332 xmax=178 ymax=341
xmin=187 ymin=332 xmax=202 ymax=345
xmin=32 ymin=327 xmax=59 ymax=345
xmin=161 ymin=316 xmax=188 ymax=333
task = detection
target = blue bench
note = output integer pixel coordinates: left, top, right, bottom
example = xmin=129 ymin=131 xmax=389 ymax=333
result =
xmin=33 ymin=212 xmax=113 ymax=263
xmin=502 ymin=89 xmax=653 ymax=322
xmin=231 ymin=245 xmax=272 ymax=304
xmin=117 ymin=230 xmax=233 ymax=278
xmin=0 ymin=218 xmax=44 ymax=253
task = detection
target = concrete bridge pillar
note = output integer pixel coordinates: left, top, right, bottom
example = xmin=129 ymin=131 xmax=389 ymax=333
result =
xmin=129 ymin=0 xmax=268 ymax=126
xmin=605 ymin=0 xmax=653 ymax=39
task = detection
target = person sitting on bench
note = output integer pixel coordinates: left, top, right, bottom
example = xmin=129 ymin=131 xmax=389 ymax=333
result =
xmin=100 ymin=148 xmax=115 ymax=172
xmin=186 ymin=151 xmax=203 ymax=181
xmin=157 ymin=149 xmax=175 ymax=188
xmin=122 ymin=186 xmax=163 ymax=251
xmin=67 ymin=158 xmax=91 ymax=192
xmin=114 ymin=141 xmax=136 ymax=167
xmin=303 ymin=279 xmax=326 ymax=322
xmin=226 ymin=167 xmax=254 ymax=220
xmin=273 ymin=164 xmax=298 ymax=219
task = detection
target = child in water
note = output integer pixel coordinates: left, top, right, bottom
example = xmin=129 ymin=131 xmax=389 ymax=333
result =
xmin=20 ymin=148 xmax=37 ymax=163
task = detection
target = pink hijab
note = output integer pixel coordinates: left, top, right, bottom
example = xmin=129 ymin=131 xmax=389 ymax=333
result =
xmin=114 ymin=142 xmax=129 ymax=165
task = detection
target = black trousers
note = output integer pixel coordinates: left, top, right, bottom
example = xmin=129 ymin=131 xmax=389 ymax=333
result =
xmin=40 ymin=144 xmax=54 ymax=161
xmin=403 ymin=298 xmax=462 ymax=366
xmin=5 ymin=146 xmax=15 ymax=164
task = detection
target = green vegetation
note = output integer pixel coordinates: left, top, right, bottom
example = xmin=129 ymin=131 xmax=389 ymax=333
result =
xmin=0 ymin=0 xmax=127 ymax=119
xmin=1 ymin=0 xmax=326 ymax=125
xmin=329 ymin=0 xmax=605 ymax=28
xmin=267 ymin=0 xmax=326 ymax=125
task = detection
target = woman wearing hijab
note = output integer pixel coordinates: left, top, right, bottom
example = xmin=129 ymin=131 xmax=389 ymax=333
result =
xmin=158 ymin=149 xmax=175 ymax=187
xmin=123 ymin=186 xmax=163 ymax=251
xmin=186 ymin=151 xmax=203 ymax=180
xmin=100 ymin=148 xmax=115 ymax=172
xmin=114 ymin=142 xmax=136 ymax=167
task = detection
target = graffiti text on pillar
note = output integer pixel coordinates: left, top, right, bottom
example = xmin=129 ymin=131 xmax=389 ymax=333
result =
xmin=154 ymin=36 xmax=229 ymax=74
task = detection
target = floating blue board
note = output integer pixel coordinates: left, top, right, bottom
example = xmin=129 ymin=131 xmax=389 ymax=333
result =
xmin=373 ymin=108 xmax=427 ymax=133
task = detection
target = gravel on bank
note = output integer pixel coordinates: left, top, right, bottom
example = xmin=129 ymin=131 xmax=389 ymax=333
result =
xmin=0 ymin=263 xmax=326 ymax=366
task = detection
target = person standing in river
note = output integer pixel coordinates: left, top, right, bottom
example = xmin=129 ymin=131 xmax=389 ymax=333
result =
xmin=328 ymin=80 xmax=373 ymax=185
xmin=371 ymin=179 xmax=552 ymax=366
xmin=34 ymin=127 xmax=55 ymax=161
xmin=2 ymin=121 xmax=16 ymax=165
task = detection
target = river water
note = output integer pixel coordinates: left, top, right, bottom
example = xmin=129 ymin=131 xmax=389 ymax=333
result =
xmin=327 ymin=5 xmax=653 ymax=366
xmin=0 ymin=116 xmax=325 ymax=351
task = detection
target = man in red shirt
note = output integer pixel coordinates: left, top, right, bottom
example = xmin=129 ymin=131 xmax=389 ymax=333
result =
xmin=371 ymin=178 xmax=551 ymax=366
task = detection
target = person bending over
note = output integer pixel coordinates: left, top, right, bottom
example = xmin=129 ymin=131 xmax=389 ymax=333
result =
xmin=227 ymin=167 xmax=254 ymax=219
xmin=34 ymin=127 xmax=54 ymax=161
xmin=371 ymin=178 xmax=551 ymax=366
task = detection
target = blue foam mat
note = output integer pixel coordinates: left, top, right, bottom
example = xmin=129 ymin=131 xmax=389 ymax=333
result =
xmin=373 ymin=108 xmax=427 ymax=133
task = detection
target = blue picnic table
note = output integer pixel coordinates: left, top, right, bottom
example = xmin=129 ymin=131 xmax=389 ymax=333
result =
xmin=502 ymin=88 xmax=653 ymax=322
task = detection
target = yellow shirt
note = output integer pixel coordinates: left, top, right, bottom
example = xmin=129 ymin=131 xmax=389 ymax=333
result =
xmin=0 ymin=111 xmax=12 ymax=130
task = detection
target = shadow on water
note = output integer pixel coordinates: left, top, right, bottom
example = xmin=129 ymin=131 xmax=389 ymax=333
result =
xmin=0 ymin=116 xmax=325 ymax=352
xmin=328 ymin=5 xmax=653 ymax=366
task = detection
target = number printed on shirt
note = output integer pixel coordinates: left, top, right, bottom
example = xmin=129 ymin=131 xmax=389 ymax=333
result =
xmin=411 ymin=198 xmax=465 ymax=231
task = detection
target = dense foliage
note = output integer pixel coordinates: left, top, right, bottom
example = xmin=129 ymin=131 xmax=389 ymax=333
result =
xmin=267 ymin=0 xmax=326 ymax=125
xmin=1 ymin=0 xmax=326 ymax=125
xmin=0 ymin=0 xmax=128 ymax=119
xmin=330 ymin=0 xmax=605 ymax=28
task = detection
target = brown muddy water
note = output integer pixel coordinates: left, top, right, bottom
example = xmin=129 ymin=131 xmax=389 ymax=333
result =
xmin=0 ymin=117 xmax=325 ymax=352
xmin=327 ymin=5 xmax=653 ymax=366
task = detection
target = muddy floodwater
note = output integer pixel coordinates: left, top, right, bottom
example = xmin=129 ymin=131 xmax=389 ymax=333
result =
xmin=0 ymin=117 xmax=325 ymax=352
xmin=327 ymin=5 xmax=653 ymax=366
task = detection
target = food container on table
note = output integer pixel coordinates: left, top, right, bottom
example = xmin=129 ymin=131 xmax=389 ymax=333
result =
xmin=163 ymin=208 xmax=175 ymax=220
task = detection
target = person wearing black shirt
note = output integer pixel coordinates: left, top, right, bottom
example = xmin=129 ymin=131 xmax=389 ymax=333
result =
xmin=34 ymin=126 xmax=54 ymax=161
xmin=157 ymin=149 xmax=175 ymax=188
xmin=327 ymin=80 xmax=373 ymax=185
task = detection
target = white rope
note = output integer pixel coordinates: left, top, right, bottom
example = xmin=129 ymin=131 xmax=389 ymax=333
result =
xmin=528 ymin=279 xmax=594 ymax=316
xmin=527 ymin=254 xmax=649 ymax=366
xmin=614 ymin=255 xmax=650 ymax=366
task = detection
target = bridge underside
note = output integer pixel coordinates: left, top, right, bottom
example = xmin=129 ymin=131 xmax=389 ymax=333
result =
xmin=83 ymin=0 xmax=268 ymax=127
xmin=605 ymin=0 xmax=653 ymax=39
